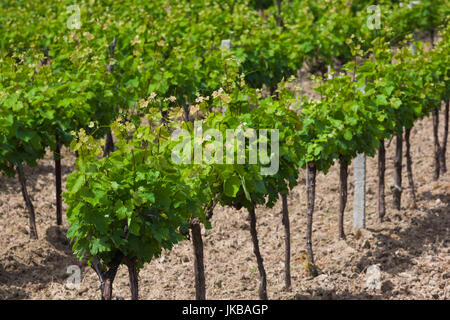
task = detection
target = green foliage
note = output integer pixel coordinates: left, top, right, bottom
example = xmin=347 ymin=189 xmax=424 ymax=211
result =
xmin=1 ymin=0 xmax=448 ymax=287
xmin=65 ymin=120 xmax=207 ymax=268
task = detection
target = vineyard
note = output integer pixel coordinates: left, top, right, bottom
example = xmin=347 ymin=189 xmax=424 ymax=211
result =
xmin=0 ymin=0 xmax=449 ymax=301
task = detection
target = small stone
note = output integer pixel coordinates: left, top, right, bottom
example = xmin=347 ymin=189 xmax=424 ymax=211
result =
xmin=366 ymin=265 xmax=382 ymax=291
xmin=353 ymin=153 xmax=366 ymax=230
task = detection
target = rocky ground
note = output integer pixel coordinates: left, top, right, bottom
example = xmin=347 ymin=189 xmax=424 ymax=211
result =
xmin=0 ymin=106 xmax=449 ymax=300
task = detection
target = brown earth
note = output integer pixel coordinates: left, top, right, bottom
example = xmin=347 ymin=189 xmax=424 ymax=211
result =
xmin=0 ymin=107 xmax=449 ymax=300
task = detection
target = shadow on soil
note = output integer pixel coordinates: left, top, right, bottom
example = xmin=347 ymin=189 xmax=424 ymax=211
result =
xmin=353 ymin=191 xmax=449 ymax=298
xmin=0 ymin=226 xmax=82 ymax=300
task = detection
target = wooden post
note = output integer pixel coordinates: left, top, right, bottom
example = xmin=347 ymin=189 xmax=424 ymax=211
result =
xmin=353 ymin=153 xmax=366 ymax=229
xmin=191 ymin=221 xmax=206 ymax=300
xmin=221 ymin=39 xmax=231 ymax=52
xmin=220 ymin=39 xmax=231 ymax=116
xmin=103 ymin=36 xmax=117 ymax=157
xmin=406 ymin=1 xmax=420 ymax=54
xmin=248 ymin=206 xmax=268 ymax=299
xmin=54 ymin=134 xmax=62 ymax=225
xmin=353 ymin=76 xmax=367 ymax=229
xmin=17 ymin=165 xmax=38 ymax=239
xmin=281 ymin=193 xmax=291 ymax=289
